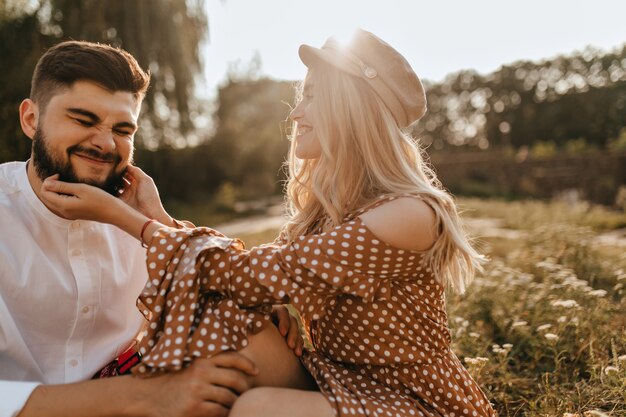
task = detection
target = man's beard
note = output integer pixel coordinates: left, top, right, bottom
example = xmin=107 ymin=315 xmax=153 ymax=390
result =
xmin=32 ymin=129 xmax=128 ymax=196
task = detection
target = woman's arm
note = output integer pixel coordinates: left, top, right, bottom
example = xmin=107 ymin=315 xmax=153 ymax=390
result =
xmin=39 ymin=174 xmax=173 ymax=244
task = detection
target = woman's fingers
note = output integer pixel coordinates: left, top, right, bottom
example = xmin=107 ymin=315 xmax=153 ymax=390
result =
xmin=125 ymin=165 xmax=154 ymax=185
xmin=42 ymin=176 xmax=81 ymax=197
xmin=288 ymin=315 xmax=304 ymax=356
xmin=274 ymin=305 xmax=290 ymax=336
xmin=287 ymin=315 xmax=299 ymax=348
xmin=272 ymin=305 xmax=304 ymax=355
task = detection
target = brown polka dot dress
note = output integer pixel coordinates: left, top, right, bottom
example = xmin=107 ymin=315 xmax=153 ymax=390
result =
xmin=134 ymin=195 xmax=497 ymax=417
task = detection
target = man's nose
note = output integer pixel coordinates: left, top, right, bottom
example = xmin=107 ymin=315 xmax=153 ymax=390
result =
xmin=90 ymin=129 xmax=116 ymax=153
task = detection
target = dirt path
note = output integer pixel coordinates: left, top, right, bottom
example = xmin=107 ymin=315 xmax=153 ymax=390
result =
xmin=215 ymin=205 xmax=286 ymax=236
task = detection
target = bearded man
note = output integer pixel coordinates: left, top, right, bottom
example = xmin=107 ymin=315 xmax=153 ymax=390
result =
xmin=0 ymin=40 xmax=301 ymax=417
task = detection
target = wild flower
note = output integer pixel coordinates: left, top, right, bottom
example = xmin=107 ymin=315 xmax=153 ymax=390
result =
xmin=603 ymin=366 xmax=619 ymax=375
xmin=502 ymin=343 xmax=513 ymax=350
xmin=583 ymin=411 xmax=610 ymax=417
xmin=537 ymin=324 xmax=552 ymax=332
xmin=536 ymin=260 xmax=561 ymax=271
xmin=464 ymin=357 xmax=489 ymax=366
xmin=617 ymin=354 xmax=626 ymax=363
xmin=544 ymin=333 xmax=559 ymax=341
xmin=562 ymin=276 xmax=590 ymax=289
xmin=551 ymin=299 xmax=580 ymax=309
xmin=511 ymin=320 xmax=528 ymax=328
xmin=562 ymin=413 xmax=581 ymax=417
xmin=469 ymin=332 xmax=480 ymax=338
xmin=558 ymin=315 xmax=567 ymax=323
xmin=491 ymin=344 xmax=508 ymax=354
xmin=588 ymin=289 xmax=607 ymax=297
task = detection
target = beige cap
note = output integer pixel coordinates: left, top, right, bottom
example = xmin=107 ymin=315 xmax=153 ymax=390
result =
xmin=299 ymin=29 xmax=427 ymax=128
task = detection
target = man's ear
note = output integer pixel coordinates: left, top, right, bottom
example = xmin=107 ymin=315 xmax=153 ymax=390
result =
xmin=19 ymin=99 xmax=39 ymax=140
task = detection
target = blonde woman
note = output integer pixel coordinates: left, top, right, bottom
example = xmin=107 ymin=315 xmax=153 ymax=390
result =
xmin=41 ymin=29 xmax=497 ymax=417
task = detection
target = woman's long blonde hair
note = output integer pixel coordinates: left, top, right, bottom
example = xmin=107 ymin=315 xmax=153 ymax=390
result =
xmin=283 ymin=65 xmax=485 ymax=293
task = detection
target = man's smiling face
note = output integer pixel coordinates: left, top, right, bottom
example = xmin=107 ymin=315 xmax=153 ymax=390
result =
xmin=31 ymin=80 xmax=141 ymax=194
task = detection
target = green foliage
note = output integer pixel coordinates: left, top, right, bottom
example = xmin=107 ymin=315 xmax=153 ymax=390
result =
xmin=131 ymin=77 xmax=295 ymax=205
xmin=414 ymin=45 xmax=626 ymax=151
xmin=530 ymin=140 xmax=558 ymax=158
xmin=207 ymin=77 xmax=294 ymax=198
xmin=565 ymin=137 xmax=591 ymax=155
xmin=0 ymin=2 xmax=48 ymax=162
xmin=608 ymin=128 xmax=626 ymax=152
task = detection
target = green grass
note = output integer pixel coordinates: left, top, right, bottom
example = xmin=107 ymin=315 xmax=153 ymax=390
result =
xmin=171 ymin=198 xmax=626 ymax=416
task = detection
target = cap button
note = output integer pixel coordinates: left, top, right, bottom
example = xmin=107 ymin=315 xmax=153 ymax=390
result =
xmin=363 ymin=66 xmax=377 ymax=79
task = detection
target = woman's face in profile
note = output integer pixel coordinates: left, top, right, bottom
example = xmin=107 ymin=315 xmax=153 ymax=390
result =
xmin=289 ymin=77 xmax=321 ymax=159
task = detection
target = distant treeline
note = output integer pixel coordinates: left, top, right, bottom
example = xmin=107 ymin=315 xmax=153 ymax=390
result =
xmin=137 ymin=45 xmax=626 ymax=204
xmin=415 ymin=45 xmax=626 ymax=151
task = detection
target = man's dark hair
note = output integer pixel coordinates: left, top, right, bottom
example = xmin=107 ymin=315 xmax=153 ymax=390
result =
xmin=31 ymin=40 xmax=151 ymax=111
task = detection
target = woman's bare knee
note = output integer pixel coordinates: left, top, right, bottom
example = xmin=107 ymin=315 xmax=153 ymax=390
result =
xmin=229 ymin=387 xmax=274 ymax=417
xmin=239 ymin=323 xmax=317 ymax=390
xmin=230 ymin=387 xmax=334 ymax=417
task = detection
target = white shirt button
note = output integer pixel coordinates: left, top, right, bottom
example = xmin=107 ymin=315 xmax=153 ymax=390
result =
xmin=71 ymin=222 xmax=81 ymax=230
xmin=72 ymin=249 xmax=81 ymax=256
xmin=81 ymin=306 xmax=90 ymax=314
xmin=69 ymin=359 xmax=78 ymax=367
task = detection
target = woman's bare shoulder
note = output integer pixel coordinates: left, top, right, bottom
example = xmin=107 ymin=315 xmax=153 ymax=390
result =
xmin=359 ymin=196 xmax=438 ymax=252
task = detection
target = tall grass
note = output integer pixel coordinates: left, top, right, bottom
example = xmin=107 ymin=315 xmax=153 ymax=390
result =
xmin=449 ymin=224 xmax=625 ymax=416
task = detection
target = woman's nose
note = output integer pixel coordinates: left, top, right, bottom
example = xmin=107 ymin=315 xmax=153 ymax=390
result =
xmin=289 ymin=102 xmax=303 ymax=121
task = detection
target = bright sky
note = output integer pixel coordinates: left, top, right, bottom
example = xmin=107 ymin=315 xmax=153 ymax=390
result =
xmin=200 ymin=0 xmax=626 ymax=98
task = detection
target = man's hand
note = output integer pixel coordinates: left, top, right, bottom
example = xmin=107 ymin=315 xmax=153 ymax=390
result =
xmin=273 ymin=305 xmax=304 ymax=357
xmin=135 ymin=352 xmax=259 ymax=417
xmin=18 ymin=351 xmax=258 ymax=417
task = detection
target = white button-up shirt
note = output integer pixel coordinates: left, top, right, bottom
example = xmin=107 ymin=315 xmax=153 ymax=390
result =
xmin=0 ymin=161 xmax=148 ymax=416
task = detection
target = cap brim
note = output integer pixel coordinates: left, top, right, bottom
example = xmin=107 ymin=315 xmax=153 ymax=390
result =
xmin=299 ymin=43 xmax=363 ymax=78
xmin=299 ymin=44 xmax=328 ymax=69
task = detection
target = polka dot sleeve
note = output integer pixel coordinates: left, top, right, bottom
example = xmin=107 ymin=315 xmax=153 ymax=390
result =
xmin=134 ymin=221 xmax=395 ymax=375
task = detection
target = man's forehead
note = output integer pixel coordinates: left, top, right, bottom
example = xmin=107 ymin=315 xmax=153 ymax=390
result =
xmin=51 ymin=80 xmax=142 ymax=119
